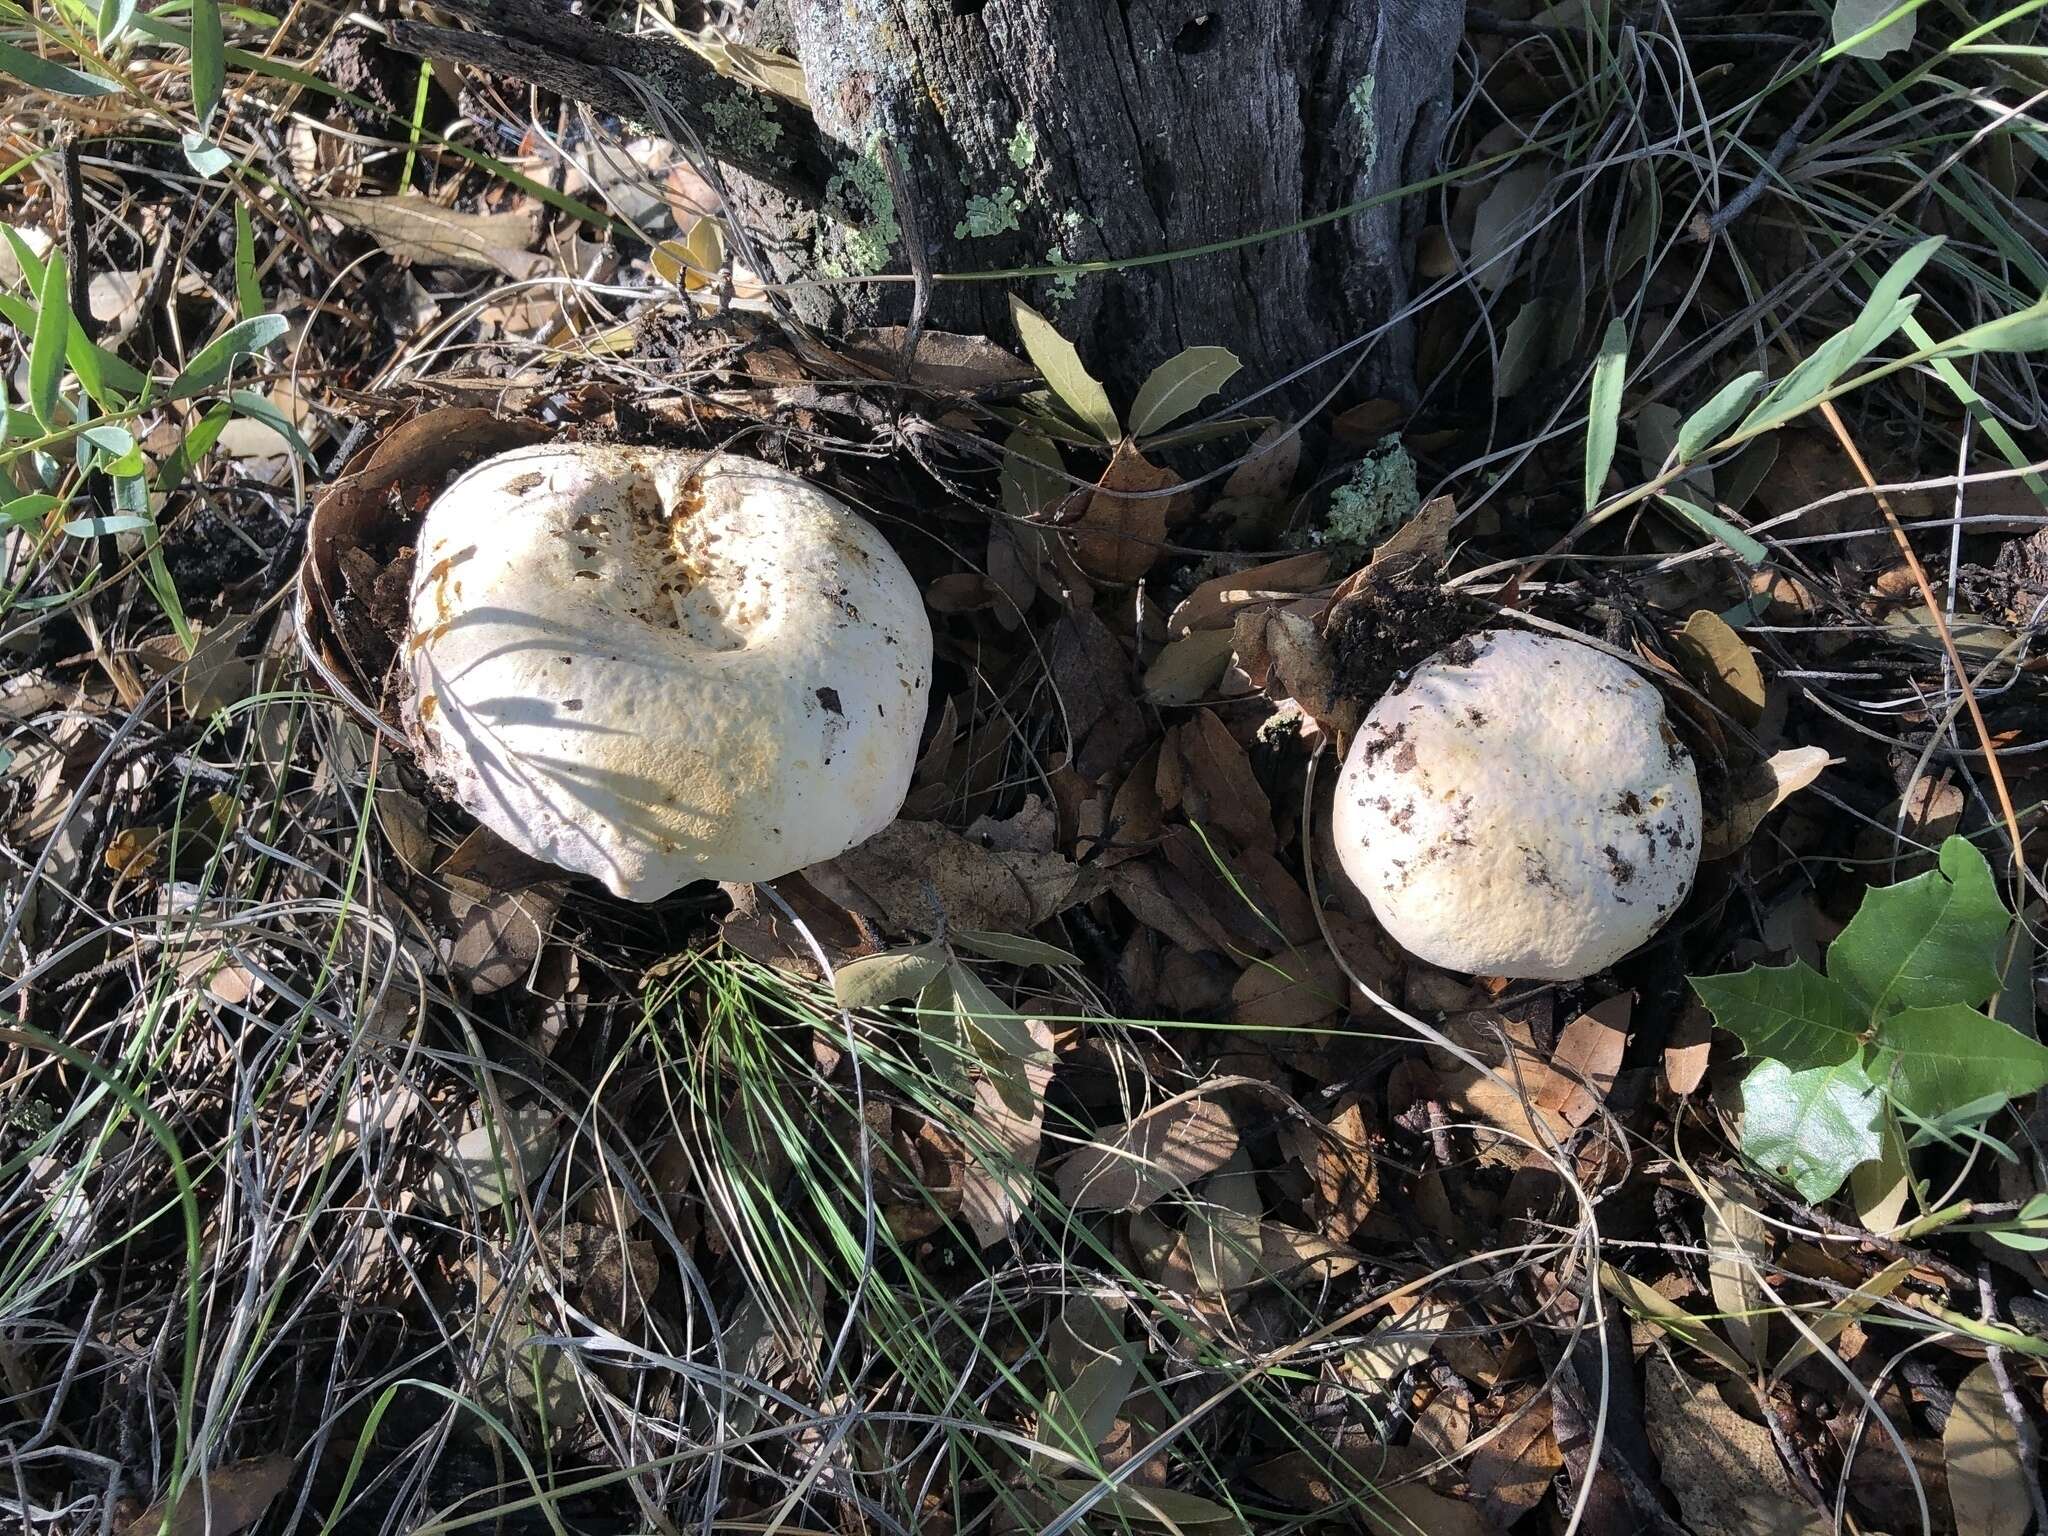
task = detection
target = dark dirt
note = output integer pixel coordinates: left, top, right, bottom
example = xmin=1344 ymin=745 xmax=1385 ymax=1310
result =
xmin=1323 ymin=566 xmax=1479 ymax=708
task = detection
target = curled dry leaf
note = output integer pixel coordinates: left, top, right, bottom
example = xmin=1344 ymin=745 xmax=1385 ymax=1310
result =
xmin=1702 ymin=1173 xmax=1774 ymax=1368
xmin=1169 ymin=550 xmax=1332 ymax=634
xmin=1368 ymin=492 xmax=1456 ymax=576
xmin=1702 ymin=746 xmax=1834 ymax=860
xmin=1056 ymin=1094 xmax=1239 ymax=1212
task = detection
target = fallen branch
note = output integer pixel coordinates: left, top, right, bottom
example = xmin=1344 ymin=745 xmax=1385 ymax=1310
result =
xmin=384 ymin=0 xmax=836 ymax=210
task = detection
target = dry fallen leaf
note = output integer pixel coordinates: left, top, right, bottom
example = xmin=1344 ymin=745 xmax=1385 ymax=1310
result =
xmin=805 ymin=818 xmax=1092 ymax=936
xmin=1056 ymin=1094 xmax=1238 ymax=1212
xmin=1702 ymin=746 xmax=1834 ymax=860
xmin=320 ymin=195 xmax=546 ymax=278
xmin=1670 ymin=609 xmax=1767 ymax=728
xmin=960 ymin=1018 xmax=1056 ymax=1246
xmin=1468 ymin=1389 xmax=1562 ymax=1528
xmin=1169 ymin=550 xmax=1332 ymax=634
xmin=1945 ymin=1362 xmax=2031 ymax=1536
xmin=1230 ymin=942 xmax=1347 ymax=1029
xmin=1541 ymin=992 xmax=1631 ymax=1127
xmin=1065 ymin=441 xmax=1186 ymax=583
xmin=122 ymin=1455 xmax=295 ymax=1536
xmin=1702 ymin=1173 xmax=1773 ymax=1368
xmin=1644 ymin=1353 xmax=1830 ymax=1536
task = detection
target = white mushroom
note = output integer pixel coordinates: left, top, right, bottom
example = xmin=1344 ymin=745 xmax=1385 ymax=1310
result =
xmin=403 ymin=444 xmax=933 ymax=899
xmin=1331 ymin=628 xmax=1700 ymax=980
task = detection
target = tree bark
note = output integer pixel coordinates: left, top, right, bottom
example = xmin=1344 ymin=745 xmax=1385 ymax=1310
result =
xmin=391 ymin=0 xmax=1462 ymax=408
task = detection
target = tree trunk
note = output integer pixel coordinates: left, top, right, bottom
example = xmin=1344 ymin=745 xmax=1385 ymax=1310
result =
xmin=394 ymin=0 xmax=1462 ymax=408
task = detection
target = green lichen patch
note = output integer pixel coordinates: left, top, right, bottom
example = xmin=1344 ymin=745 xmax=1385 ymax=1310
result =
xmin=1006 ymin=123 xmax=1037 ymax=170
xmin=818 ymin=137 xmax=901 ymax=276
xmin=1349 ymin=75 xmax=1378 ymax=172
xmin=1321 ymin=436 xmax=1419 ymax=547
xmin=955 ymin=186 xmax=1020 ymax=239
xmin=704 ymin=87 xmax=786 ymax=164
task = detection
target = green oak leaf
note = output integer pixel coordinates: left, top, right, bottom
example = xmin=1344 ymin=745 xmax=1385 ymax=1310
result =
xmin=1690 ymin=960 xmax=1863 ymax=1071
xmin=1869 ymin=1003 xmax=2048 ymax=1122
xmin=1827 ymin=836 xmax=2008 ymax=1016
xmin=1739 ymin=1056 xmax=1885 ymax=1203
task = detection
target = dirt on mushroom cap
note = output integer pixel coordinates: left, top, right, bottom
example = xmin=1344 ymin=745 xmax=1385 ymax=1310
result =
xmin=403 ymin=445 xmax=933 ymax=899
xmin=1331 ymin=627 xmax=1701 ymax=981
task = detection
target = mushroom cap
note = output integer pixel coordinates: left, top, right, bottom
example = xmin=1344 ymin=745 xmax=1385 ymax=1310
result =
xmin=1331 ymin=628 xmax=1701 ymax=980
xmin=404 ymin=444 xmax=933 ymax=899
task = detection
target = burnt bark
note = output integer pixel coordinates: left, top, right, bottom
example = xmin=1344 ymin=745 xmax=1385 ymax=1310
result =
xmin=390 ymin=0 xmax=1462 ymax=408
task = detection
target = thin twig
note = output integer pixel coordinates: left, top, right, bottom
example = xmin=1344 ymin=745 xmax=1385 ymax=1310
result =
xmin=1816 ymin=400 xmax=2029 ymax=878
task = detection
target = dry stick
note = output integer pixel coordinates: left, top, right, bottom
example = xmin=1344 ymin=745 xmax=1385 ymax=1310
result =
xmin=1815 ymin=400 xmax=2028 ymax=877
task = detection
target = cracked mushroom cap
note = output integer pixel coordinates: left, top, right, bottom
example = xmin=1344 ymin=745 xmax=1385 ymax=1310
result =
xmin=404 ymin=444 xmax=933 ymax=899
xmin=1331 ymin=628 xmax=1701 ymax=981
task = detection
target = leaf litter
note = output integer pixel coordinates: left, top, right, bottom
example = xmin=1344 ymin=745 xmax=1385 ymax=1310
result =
xmin=8 ymin=14 xmax=2048 ymax=1536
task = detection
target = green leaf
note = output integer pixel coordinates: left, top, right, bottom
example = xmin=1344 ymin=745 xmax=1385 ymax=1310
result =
xmin=948 ymin=928 xmax=1080 ymax=967
xmin=167 ymin=314 xmax=287 ymax=399
xmin=1831 ymin=0 xmax=1918 ymax=59
xmin=1691 ymin=960 xmax=1863 ymax=1071
xmin=1007 ymin=294 xmax=1120 ymax=443
xmin=99 ymin=0 xmax=140 ymax=42
xmin=155 ymin=398 xmax=232 ymax=493
xmin=1740 ymin=245 xmax=1936 ymax=436
xmin=233 ymin=203 xmax=261 ymax=319
xmin=228 ymin=390 xmax=313 ymax=463
xmin=2 ymin=225 xmax=47 ymax=290
xmin=1841 ymin=237 xmax=1943 ymax=362
xmin=181 ymin=132 xmax=232 ymax=178
xmin=999 ymin=425 xmax=1065 ymax=519
xmin=1651 ymin=490 xmax=1767 ymax=566
xmin=831 ymin=942 xmax=946 ymax=1011
xmin=28 ymin=252 xmax=71 ymax=429
xmin=1946 ymin=299 xmax=2048 ymax=357
xmin=1585 ymin=317 xmax=1627 ymax=511
xmin=1827 ymin=835 xmax=2008 ymax=1016
xmin=78 ymin=423 xmax=134 ymax=457
xmin=3 ymin=493 xmax=62 ymax=527
xmin=1127 ymin=345 xmax=1241 ymax=437
xmin=915 ymin=968 xmax=973 ymax=1097
xmin=0 ymin=38 xmax=123 ymax=96
xmin=946 ymin=961 xmax=1051 ymax=1118
xmin=1676 ymin=371 xmax=1764 ymax=462
xmin=1870 ymin=1004 xmax=2048 ymax=1122
xmin=1739 ymin=1056 xmax=1885 ymax=1203
xmin=62 ymin=512 xmax=150 ymax=537
xmin=69 ymin=329 xmax=145 ymax=406
xmin=190 ymin=0 xmax=224 ymax=128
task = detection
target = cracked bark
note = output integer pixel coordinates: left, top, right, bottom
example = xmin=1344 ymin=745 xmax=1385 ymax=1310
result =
xmin=387 ymin=0 xmax=1462 ymax=408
